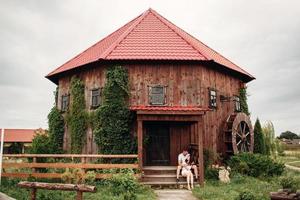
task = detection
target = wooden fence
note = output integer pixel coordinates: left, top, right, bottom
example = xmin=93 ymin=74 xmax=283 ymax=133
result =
xmin=2 ymin=154 xmax=138 ymax=179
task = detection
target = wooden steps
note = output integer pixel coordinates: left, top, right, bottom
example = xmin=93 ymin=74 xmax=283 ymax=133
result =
xmin=140 ymin=166 xmax=197 ymax=187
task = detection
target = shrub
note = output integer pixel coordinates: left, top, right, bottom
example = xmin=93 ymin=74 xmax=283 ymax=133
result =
xmin=235 ymin=190 xmax=257 ymax=200
xmin=205 ymin=167 xmax=219 ymax=180
xmin=203 ymin=148 xmax=218 ymax=168
xmin=279 ymin=176 xmax=299 ymax=193
xmin=30 ymin=133 xmax=52 ymax=154
xmin=61 ymin=169 xmax=96 ymax=185
xmin=228 ymin=153 xmax=285 ymax=177
xmin=107 ymin=171 xmax=140 ymax=199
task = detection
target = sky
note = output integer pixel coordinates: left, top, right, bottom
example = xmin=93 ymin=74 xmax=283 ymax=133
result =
xmin=0 ymin=0 xmax=299 ymax=135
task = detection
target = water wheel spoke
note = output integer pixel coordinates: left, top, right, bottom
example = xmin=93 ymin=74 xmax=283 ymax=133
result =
xmin=242 ymin=123 xmax=246 ymax=135
xmin=236 ymin=140 xmax=242 ymax=146
xmin=245 ymin=132 xmax=250 ymax=137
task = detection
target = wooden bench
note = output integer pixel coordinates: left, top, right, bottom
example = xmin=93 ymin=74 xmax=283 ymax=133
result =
xmin=17 ymin=181 xmax=96 ymax=200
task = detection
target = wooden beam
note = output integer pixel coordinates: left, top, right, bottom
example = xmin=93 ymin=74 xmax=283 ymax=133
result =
xmin=197 ymin=117 xmax=204 ymax=186
xmin=2 ymin=172 xmax=140 ymax=179
xmin=137 ymin=115 xmax=201 ymax=122
xmin=137 ymin=119 xmax=143 ymax=169
xmin=3 ymin=154 xmax=138 ymax=158
xmin=3 ymin=163 xmax=138 ymax=169
xmin=17 ymin=181 xmax=97 ymax=192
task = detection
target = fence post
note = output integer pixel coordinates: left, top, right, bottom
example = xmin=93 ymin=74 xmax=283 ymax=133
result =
xmin=31 ymin=188 xmax=37 ymax=200
xmin=32 ymin=157 xmax=37 ymax=173
xmin=76 ymin=191 xmax=83 ymax=200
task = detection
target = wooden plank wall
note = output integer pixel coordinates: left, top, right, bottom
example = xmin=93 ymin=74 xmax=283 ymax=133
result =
xmin=58 ymin=63 xmax=243 ymax=155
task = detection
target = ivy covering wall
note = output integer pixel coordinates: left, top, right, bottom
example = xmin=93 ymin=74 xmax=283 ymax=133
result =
xmin=239 ymin=87 xmax=250 ymax=115
xmin=67 ymin=77 xmax=87 ymax=153
xmin=48 ymin=106 xmax=65 ymax=153
xmin=94 ymin=66 xmax=136 ymax=155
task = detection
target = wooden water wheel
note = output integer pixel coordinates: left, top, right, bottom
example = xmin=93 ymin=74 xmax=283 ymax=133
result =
xmin=224 ymin=112 xmax=254 ymax=155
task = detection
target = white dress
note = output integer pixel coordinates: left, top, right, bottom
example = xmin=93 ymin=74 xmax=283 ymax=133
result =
xmin=181 ymin=165 xmax=192 ymax=176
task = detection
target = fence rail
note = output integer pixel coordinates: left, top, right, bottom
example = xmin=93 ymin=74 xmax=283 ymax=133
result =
xmin=2 ymin=154 xmax=139 ymax=179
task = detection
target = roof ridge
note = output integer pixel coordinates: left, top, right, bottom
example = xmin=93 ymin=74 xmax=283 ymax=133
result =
xmin=101 ymin=9 xmax=150 ymax=59
xmin=149 ymin=9 xmax=253 ymax=77
xmin=46 ymin=13 xmax=144 ymax=77
xmin=149 ymin=9 xmax=209 ymax=60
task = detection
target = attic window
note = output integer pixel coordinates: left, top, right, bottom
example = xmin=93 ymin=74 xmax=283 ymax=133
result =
xmin=149 ymin=85 xmax=166 ymax=105
xmin=234 ymin=96 xmax=241 ymax=112
xmin=91 ymin=88 xmax=101 ymax=109
xmin=61 ymin=94 xmax=69 ymax=112
xmin=209 ymin=89 xmax=217 ymax=108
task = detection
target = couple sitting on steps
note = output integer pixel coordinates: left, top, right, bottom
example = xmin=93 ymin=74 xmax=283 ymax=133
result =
xmin=177 ymin=148 xmax=198 ymax=190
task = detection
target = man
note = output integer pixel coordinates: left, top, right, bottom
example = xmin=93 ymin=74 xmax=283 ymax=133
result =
xmin=176 ymin=148 xmax=198 ymax=182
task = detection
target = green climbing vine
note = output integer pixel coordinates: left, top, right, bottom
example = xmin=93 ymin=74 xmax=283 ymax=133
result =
xmin=239 ymin=87 xmax=250 ymax=115
xmin=94 ymin=66 xmax=136 ymax=155
xmin=48 ymin=106 xmax=65 ymax=153
xmin=67 ymin=77 xmax=87 ymax=153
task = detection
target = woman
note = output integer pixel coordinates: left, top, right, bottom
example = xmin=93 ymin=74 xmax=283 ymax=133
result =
xmin=181 ymin=159 xmax=194 ymax=190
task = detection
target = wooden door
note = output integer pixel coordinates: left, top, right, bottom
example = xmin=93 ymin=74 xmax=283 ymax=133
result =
xmin=145 ymin=124 xmax=170 ymax=166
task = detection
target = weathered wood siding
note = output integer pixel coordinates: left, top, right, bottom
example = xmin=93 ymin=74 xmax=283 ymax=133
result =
xmin=57 ymin=63 xmax=243 ymax=154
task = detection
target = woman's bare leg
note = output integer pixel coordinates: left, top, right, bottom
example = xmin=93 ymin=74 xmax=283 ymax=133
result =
xmin=191 ymin=173 xmax=194 ymax=189
xmin=187 ymin=174 xmax=191 ymax=190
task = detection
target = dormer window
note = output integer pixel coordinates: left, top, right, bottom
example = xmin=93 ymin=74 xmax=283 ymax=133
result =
xmin=234 ymin=96 xmax=241 ymax=112
xmin=91 ymin=88 xmax=101 ymax=109
xmin=149 ymin=85 xmax=166 ymax=105
xmin=61 ymin=94 xmax=69 ymax=112
xmin=209 ymin=89 xmax=217 ymax=108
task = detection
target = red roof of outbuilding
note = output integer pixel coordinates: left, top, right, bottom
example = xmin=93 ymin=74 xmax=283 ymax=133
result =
xmin=1 ymin=129 xmax=44 ymax=143
xmin=46 ymin=8 xmax=254 ymax=82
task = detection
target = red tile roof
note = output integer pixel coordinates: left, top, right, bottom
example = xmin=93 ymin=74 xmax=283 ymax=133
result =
xmin=1 ymin=129 xmax=44 ymax=143
xmin=46 ymin=8 xmax=254 ymax=82
xmin=130 ymin=105 xmax=210 ymax=112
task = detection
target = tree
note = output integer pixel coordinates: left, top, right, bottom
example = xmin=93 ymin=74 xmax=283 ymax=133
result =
xmin=278 ymin=131 xmax=299 ymax=140
xmin=239 ymin=87 xmax=250 ymax=116
xmin=262 ymin=121 xmax=276 ymax=156
xmin=253 ymin=118 xmax=266 ymax=154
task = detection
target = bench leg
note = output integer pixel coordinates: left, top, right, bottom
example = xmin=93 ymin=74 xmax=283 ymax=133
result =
xmin=31 ymin=188 xmax=37 ymax=200
xmin=76 ymin=191 xmax=83 ymax=200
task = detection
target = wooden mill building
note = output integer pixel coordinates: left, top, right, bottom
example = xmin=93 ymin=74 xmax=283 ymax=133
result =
xmin=46 ymin=8 xmax=255 ymax=184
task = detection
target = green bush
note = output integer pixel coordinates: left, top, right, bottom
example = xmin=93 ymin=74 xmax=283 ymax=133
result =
xmin=205 ymin=167 xmax=219 ymax=180
xmin=279 ymin=176 xmax=299 ymax=193
xmin=235 ymin=190 xmax=257 ymax=200
xmin=107 ymin=171 xmax=140 ymax=199
xmin=228 ymin=153 xmax=285 ymax=177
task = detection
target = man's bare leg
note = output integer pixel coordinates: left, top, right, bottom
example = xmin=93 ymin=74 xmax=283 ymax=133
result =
xmin=176 ymin=165 xmax=181 ymax=179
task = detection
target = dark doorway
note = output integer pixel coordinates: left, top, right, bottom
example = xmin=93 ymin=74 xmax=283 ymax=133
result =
xmin=145 ymin=123 xmax=170 ymax=166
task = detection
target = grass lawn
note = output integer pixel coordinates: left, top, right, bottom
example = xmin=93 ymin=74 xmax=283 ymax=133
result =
xmin=0 ymin=178 xmax=156 ymax=200
xmin=192 ymin=170 xmax=300 ymax=200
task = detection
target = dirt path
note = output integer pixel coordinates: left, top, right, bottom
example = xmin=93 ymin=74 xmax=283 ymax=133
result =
xmin=285 ymin=163 xmax=300 ymax=172
xmin=155 ymin=189 xmax=198 ymax=200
